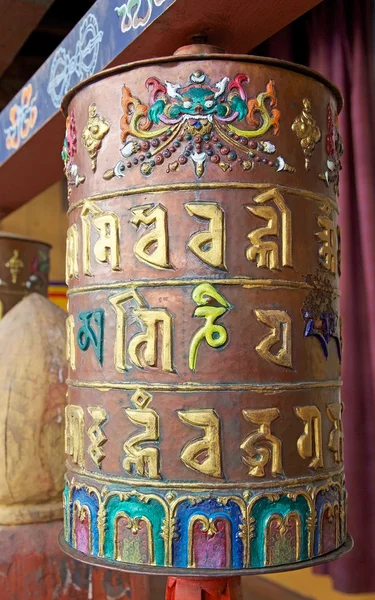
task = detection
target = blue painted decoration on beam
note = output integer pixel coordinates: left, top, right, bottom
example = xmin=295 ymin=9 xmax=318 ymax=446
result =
xmin=0 ymin=0 xmax=175 ymax=165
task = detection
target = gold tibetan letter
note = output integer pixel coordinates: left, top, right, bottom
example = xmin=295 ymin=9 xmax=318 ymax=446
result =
xmin=109 ymin=289 xmax=146 ymax=372
xmin=109 ymin=289 xmax=173 ymax=373
xmin=316 ymin=215 xmax=337 ymax=274
xmin=178 ymin=409 xmax=222 ymax=478
xmin=189 ymin=283 xmax=231 ymax=371
xmin=66 ymin=314 xmax=76 ymax=370
xmin=185 ymin=202 xmax=226 ymax=269
xmin=254 ymin=309 xmax=292 ymax=368
xmin=65 ymin=405 xmax=84 ymax=467
xmin=128 ymin=308 xmax=173 ymax=372
xmin=241 ymin=408 xmax=282 ymax=477
xmin=246 ymin=189 xmax=292 ymax=270
xmin=294 ymin=405 xmax=323 ymax=469
xmin=66 ymin=223 xmax=79 ymax=281
xmin=131 ymin=204 xmax=170 ymax=269
xmin=327 ymin=401 xmax=344 ymax=463
xmin=88 ymin=406 xmax=108 ymax=468
xmin=81 ymin=201 xmax=120 ymax=276
xmin=123 ymin=390 xmax=160 ymax=479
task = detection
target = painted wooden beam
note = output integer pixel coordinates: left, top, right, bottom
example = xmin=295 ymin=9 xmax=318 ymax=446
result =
xmin=0 ymin=0 xmax=176 ymax=167
xmin=0 ymin=0 xmax=55 ymax=79
xmin=0 ymin=0 xmax=322 ymax=215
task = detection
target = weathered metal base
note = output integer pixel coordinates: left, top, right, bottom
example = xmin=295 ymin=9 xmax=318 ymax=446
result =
xmin=166 ymin=576 xmax=243 ymax=599
xmin=58 ymin=530 xmax=353 ymax=578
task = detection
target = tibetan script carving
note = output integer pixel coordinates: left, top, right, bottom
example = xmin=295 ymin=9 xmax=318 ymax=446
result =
xmin=66 ymin=223 xmax=79 ymax=281
xmin=246 ymin=189 xmax=292 ymax=270
xmin=327 ymin=401 xmax=344 ymax=463
xmin=123 ymin=390 xmax=160 ymax=479
xmin=241 ymin=408 xmax=282 ymax=477
xmin=109 ymin=289 xmax=173 ymax=372
xmin=295 ymin=405 xmax=323 ymax=469
xmin=189 ymin=283 xmax=231 ymax=371
xmin=178 ymin=409 xmax=222 ymax=478
xmin=77 ymin=308 xmax=105 ymax=365
xmin=81 ymin=201 xmax=120 ymax=275
xmin=254 ymin=309 xmax=292 ymax=368
xmin=185 ymin=202 xmax=226 ymax=269
xmin=128 ymin=308 xmax=173 ymax=371
xmin=316 ymin=214 xmax=337 ymax=274
xmin=87 ymin=406 xmax=108 ymax=468
xmin=131 ymin=203 xmax=170 ymax=269
xmin=66 ymin=314 xmax=76 ymax=370
xmin=65 ymin=405 xmax=84 ymax=467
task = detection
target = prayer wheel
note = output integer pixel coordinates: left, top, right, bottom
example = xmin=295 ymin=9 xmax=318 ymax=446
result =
xmin=60 ymin=44 xmax=351 ymax=578
xmin=0 ymin=231 xmax=50 ymax=319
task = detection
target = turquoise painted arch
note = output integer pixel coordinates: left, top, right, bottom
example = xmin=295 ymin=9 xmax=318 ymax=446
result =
xmin=63 ymin=484 xmax=69 ymax=518
xmin=250 ymin=494 xmax=311 ymax=568
xmin=63 ymin=484 xmax=70 ymax=538
xmin=104 ymin=494 xmax=166 ymax=566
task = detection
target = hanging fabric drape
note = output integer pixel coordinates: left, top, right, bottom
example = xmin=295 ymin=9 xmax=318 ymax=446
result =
xmin=253 ymin=0 xmax=375 ymax=592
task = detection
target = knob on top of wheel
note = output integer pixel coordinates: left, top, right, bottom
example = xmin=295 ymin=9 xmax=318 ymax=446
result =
xmin=59 ymin=46 xmax=351 ymax=576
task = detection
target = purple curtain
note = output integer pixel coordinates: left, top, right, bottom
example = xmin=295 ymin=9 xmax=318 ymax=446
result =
xmin=253 ymin=0 xmax=375 ymax=593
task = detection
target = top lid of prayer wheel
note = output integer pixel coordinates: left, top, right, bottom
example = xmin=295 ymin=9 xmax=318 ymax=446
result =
xmin=61 ymin=48 xmax=343 ymax=115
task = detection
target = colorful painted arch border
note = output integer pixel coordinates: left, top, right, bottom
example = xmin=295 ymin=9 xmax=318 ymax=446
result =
xmin=62 ymin=473 xmax=349 ymax=573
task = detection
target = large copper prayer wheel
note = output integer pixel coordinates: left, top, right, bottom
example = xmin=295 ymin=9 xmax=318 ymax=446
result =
xmin=0 ymin=232 xmax=50 ymax=319
xmin=60 ymin=45 xmax=351 ymax=575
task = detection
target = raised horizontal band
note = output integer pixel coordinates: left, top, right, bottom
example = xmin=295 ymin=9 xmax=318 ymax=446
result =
xmin=67 ymin=181 xmax=338 ymax=215
xmin=68 ymin=464 xmax=344 ymax=490
xmin=67 ymin=277 xmax=316 ymax=296
xmin=68 ymin=379 xmax=342 ymax=393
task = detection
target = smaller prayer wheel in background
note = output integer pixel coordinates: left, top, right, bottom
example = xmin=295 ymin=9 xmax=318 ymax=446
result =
xmin=0 ymin=232 xmax=50 ymax=319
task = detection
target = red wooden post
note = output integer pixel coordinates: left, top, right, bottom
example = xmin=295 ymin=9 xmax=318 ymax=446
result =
xmin=166 ymin=577 xmax=243 ymax=600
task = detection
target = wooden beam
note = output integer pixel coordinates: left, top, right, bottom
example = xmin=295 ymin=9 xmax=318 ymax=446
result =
xmin=0 ymin=0 xmax=55 ymax=78
xmin=0 ymin=0 xmax=322 ymax=216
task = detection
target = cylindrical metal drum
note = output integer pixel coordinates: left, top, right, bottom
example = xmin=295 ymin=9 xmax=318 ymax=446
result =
xmin=0 ymin=232 xmax=50 ymax=319
xmin=60 ymin=45 xmax=350 ymax=575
